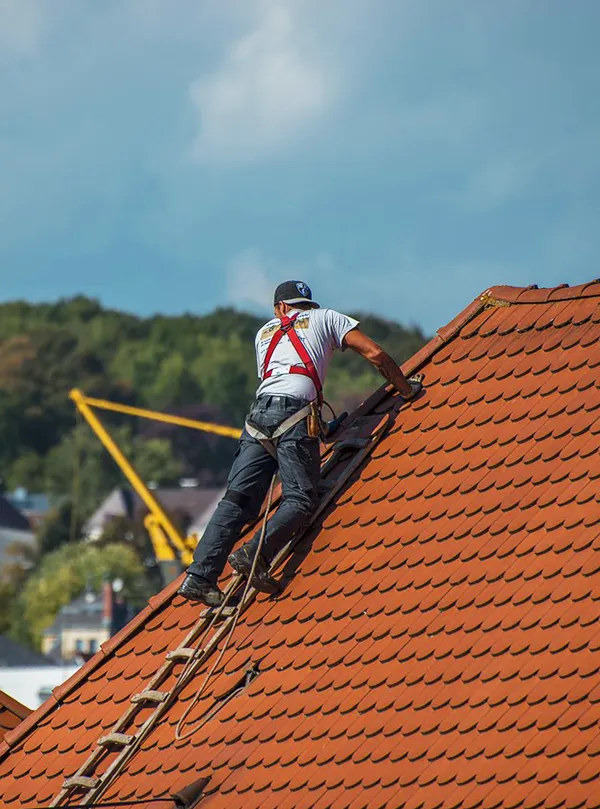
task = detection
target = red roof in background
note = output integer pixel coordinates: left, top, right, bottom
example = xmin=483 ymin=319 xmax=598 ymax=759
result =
xmin=0 ymin=691 xmax=30 ymax=742
xmin=1 ymin=280 xmax=600 ymax=809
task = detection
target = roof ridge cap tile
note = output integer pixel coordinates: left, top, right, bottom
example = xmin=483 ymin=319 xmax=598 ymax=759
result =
xmin=484 ymin=279 xmax=600 ymax=305
xmin=331 ymin=276 xmax=593 ymax=426
xmin=0 ymin=690 xmax=30 ymax=723
xmin=436 ymin=297 xmax=488 ymax=343
xmin=2 ymin=694 xmax=57 ymax=751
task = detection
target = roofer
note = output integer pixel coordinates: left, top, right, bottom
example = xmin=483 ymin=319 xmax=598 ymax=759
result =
xmin=178 ymin=280 xmax=422 ymax=607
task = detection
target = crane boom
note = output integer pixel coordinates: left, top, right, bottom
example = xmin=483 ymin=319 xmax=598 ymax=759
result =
xmin=73 ymin=393 xmax=242 ymax=439
xmin=69 ymin=388 xmax=240 ymax=582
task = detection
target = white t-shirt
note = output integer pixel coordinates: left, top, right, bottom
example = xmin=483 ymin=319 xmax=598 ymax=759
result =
xmin=254 ymin=307 xmax=359 ymax=401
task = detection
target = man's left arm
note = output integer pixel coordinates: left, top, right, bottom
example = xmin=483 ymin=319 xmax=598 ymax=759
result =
xmin=342 ymin=327 xmax=419 ymax=398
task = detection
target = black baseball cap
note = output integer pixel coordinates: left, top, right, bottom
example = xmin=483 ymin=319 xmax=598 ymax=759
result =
xmin=273 ymin=280 xmax=319 ymax=308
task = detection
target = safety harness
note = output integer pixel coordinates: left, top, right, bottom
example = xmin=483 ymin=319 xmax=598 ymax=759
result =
xmin=261 ymin=313 xmax=323 ymax=405
xmin=244 ymin=312 xmax=323 ymax=456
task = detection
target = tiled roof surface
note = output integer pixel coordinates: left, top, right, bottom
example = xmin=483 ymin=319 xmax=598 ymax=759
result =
xmin=0 ymin=691 xmax=30 ymax=742
xmin=1 ymin=280 xmax=600 ymax=809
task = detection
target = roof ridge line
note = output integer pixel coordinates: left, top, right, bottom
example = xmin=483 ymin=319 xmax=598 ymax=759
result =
xmin=346 ymin=293 xmax=489 ymax=427
xmin=0 ymin=690 xmax=30 ymax=723
xmin=335 ymin=276 xmax=598 ymax=429
xmin=482 ymin=278 xmax=600 ymax=305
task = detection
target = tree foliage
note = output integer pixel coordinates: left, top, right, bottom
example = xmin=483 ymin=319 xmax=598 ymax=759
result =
xmin=0 ymin=295 xmax=427 ymax=649
xmin=9 ymin=542 xmax=150 ymax=648
xmin=0 ymin=296 xmax=426 ymax=507
xmin=36 ymin=499 xmax=83 ymax=557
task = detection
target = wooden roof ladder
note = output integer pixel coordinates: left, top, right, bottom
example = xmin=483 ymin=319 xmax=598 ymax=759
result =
xmin=49 ymin=412 xmax=391 ymax=807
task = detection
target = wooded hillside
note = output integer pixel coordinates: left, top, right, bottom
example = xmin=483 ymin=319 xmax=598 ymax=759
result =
xmin=0 ymin=296 xmax=427 ymax=646
xmin=0 ymin=296 xmax=427 ymax=513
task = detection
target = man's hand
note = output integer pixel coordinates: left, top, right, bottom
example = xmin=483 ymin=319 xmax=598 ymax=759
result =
xmin=343 ymin=328 xmax=418 ymax=398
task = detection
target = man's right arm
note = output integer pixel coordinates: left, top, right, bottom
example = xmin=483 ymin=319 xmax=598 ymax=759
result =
xmin=342 ymin=328 xmax=417 ymax=398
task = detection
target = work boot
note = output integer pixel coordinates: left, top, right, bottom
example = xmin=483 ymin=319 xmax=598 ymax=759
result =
xmin=228 ymin=546 xmax=280 ymax=595
xmin=177 ymin=573 xmax=224 ymax=607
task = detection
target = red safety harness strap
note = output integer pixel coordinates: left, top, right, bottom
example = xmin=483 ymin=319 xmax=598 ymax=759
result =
xmin=262 ymin=313 xmax=323 ymax=404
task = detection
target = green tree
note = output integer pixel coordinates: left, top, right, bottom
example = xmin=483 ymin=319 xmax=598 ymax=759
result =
xmin=0 ymin=295 xmax=427 ymax=517
xmin=44 ymin=423 xmax=183 ymax=521
xmin=191 ymin=334 xmax=257 ymax=423
xmin=44 ymin=424 xmax=129 ymax=519
xmin=5 ymin=450 xmax=46 ymax=491
xmin=0 ymin=326 xmax=127 ymax=460
xmin=0 ymin=580 xmax=15 ymax=636
xmin=36 ymin=499 xmax=83 ymax=557
xmin=110 ymin=340 xmax=170 ymax=403
xmin=97 ymin=514 xmax=162 ymax=591
xmin=0 ymin=552 xmax=33 ymax=636
xmin=133 ymin=436 xmax=183 ymax=486
xmin=146 ymin=352 xmax=202 ymax=411
xmin=9 ymin=541 xmax=152 ymax=648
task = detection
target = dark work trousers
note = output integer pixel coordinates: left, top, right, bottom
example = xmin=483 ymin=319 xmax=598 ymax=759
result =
xmin=187 ymin=395 xmax=321 ymax=584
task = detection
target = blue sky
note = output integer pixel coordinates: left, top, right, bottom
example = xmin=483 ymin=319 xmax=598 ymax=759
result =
xmin=0 ymin=0 xmax=598 ymax=333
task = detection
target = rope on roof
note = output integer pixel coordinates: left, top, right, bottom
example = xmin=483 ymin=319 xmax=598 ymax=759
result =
xmin=22 ymin=800 xmax=174 ymax=809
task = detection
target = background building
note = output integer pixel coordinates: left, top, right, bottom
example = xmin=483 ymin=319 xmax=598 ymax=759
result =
xmin=41 ymin=582 xmax=133 ymax=664
xmin=0 ymin=635 xmax=78 ymax=709
xmin=0 ymin=495 xmax=34 ymax=569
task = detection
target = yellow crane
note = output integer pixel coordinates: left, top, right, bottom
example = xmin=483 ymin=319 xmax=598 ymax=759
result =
xmin=70 ymin=388 xmax=241 ymax=583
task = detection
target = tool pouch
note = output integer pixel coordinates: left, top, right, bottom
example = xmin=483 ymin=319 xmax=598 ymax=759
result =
xmin=307 ymin=402 xmax=321 ymax=438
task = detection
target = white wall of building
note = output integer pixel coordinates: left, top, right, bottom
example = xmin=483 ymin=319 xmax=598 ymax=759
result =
xmin=0 ymin=665 xmax=80 ymax=709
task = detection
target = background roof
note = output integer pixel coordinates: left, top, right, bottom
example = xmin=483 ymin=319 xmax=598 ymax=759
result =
xmin=0 ymin=691 xmax=29 ymax=742
xmin=0 ymin=496 xmax=31 ymax=533
xmin=0 ymin=636 xmax=54 ymax=669
xmin=84 ymin=487 xmax=223 ymax=536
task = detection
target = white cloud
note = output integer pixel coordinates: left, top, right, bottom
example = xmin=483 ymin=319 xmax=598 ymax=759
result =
xmin=226 ymin=249 xmax=275 ymax=310
xmin=0 ymin=0 xmax=45 ymax=55
xmin=225 ymin=247 xmax=337 ymax=311
xmin=189 ymin=0 xmax=332 ymax=164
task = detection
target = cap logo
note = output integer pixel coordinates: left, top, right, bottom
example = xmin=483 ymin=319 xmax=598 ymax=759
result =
xmin=296 ymin=282 xmax=311 ymax=298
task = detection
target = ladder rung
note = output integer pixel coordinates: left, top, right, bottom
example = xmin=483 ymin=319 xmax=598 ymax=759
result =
xmin=167 ymin=647 xmax=196 ymax=661
xmin=98 ymin=732 xmax=134 ymax=748
xmin=63 ymin=776 xmax=99 ymax=790
xmin=131 ymin=689 xmax=167 ymax=704
xmin=200 ymin=605 xmax=237 ymax=619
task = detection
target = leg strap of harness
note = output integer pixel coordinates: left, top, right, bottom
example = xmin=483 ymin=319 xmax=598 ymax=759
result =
xmin=245 ymin=404 xmax=312 ymax=457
